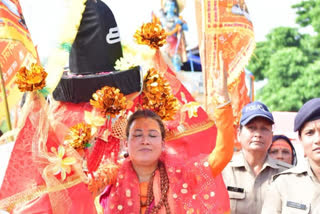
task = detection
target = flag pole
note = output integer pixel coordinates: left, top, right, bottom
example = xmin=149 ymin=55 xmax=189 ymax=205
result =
xmin=0 ymin=65 xmax=12 ymax=131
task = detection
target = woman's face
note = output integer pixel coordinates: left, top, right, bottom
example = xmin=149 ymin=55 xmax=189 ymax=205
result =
xmin=300 ymin=118 xmax=320 ymax=165
xmin=126 ymin=117 xmax=164 ymax=167
xmin=269 ymin=139 xmax=293 ymax=165
xmin=239 ymin=117 xmax=273 ymax=154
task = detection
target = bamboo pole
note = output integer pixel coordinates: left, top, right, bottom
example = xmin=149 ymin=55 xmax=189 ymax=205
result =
xmin=0 ymin=65 xmax=12 ymax=131
xmin=195 ymin=0 xmax=207 ymax=111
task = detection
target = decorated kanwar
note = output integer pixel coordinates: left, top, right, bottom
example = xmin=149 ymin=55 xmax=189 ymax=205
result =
xmin=0 ymin=0 xmax=257 ymax=213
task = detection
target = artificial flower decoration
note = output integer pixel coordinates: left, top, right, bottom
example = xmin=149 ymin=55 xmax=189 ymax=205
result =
xmin=181 ymin=101 xmax=201 ymax=119
xmin=142 ymin=68 xmax=180 ymax=121
xmin=15 ymin=63 xmax=48 ymax=92
xmin=84 ymin=111 xmax=106 ymax=136
xmin=64 ymin=122 xmax=92 ymax=150
xmin=90 ymin=86 xmax=127 ymax=118
xmin=134 ymin=21 xmax=167 ymax=50
xmin=48 ymin=146 xmax=76 ymax=181
xmin=114 ymin=54 xmax=138 ymax=71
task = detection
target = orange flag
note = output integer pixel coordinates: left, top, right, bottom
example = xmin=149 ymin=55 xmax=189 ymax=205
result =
xmin=0 ymin=0 xmax=39 ymax=130
xmin=195 ymin=0 xmax=255 ymax=121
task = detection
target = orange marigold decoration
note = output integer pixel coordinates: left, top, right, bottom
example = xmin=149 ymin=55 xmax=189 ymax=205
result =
xmin=143 ymin=68 xmax=180 ymax=121
xmin=90 ymin=86 xmax=127 ymax=118
xmin=134 ymin=21 xmax=167 ymax=50
xmin=15 ymin=63 xmax=48 ymax=92
xmin=64 ymin=122 xmax=92 ymax=150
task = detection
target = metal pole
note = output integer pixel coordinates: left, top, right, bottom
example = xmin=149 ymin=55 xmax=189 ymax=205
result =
xmin=0 ymin=65 xmax=12 ymax=131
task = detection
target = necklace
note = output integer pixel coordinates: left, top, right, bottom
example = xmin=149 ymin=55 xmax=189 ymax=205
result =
xmin=140 ymin=171 xmax=155 ymax=208
xmin=143 ymin=161 xmax=171 ymax=214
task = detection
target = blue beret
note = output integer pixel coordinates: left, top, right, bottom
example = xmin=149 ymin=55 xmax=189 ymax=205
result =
xmin=240 ymin=101 xmax=274 ymax=126
xmin=294 ymin=98 xmax=320 ymax=132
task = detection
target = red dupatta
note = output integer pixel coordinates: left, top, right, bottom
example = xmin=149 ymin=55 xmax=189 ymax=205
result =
xmin=103 ymin=152 xmax=230 ymax=214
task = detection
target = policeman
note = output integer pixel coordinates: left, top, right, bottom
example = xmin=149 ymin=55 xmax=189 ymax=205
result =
xmin=222 ymin=101 xmax=291 ymax=214
xmin=262 ymin=98 xmax=320 ymax=213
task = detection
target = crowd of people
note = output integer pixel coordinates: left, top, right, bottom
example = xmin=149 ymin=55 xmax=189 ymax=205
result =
xmin=222 ymin=99 xmax=320 ymax=213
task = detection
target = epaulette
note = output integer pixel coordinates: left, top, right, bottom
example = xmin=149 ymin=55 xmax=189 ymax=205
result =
xmin=272 ymin=165 xmax=307 ymax=181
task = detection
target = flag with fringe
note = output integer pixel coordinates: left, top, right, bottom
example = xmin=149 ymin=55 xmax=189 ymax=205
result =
xmin=195 ymin=0 xmax=255 ymax=123
xmin=0 ymin=0 xmax=39 ymax=131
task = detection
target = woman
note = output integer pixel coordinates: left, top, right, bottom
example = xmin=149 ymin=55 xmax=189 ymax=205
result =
xmin=99 ymin=54 xmax=235 ymax=213
xmin=268 ymin=135 xmax=297 ymax=166
xmin=222 ymin=101 xmax=291 ymax=214
xmin=262 ymin=98 xmax=320 ymax=213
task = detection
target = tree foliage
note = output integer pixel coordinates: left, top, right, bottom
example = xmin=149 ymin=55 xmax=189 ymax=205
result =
xmin=293 ymin=0 xmax=320 ymax=34
xmin=247 ymin=2 xmax=320 ymax=111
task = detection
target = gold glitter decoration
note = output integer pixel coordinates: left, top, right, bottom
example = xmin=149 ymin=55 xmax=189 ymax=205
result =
xmin=134 ymin=21 xmax=167 ymax=49
xmin=64 ymin=122 xmax=92 ymax=150
xmin=15 ymin=63 xmax=47 ymax=92
xmin=90 ymin=86 xmax=127 ymax=118
xmin=142 ymin=68 xmax=180 ymax=121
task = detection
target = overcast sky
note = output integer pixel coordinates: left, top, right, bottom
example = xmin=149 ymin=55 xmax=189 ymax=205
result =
xmin=19 ymin=0 xmax=305 ymax=60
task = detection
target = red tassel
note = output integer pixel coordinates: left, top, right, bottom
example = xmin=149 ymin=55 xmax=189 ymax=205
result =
xmin=87 ymin=137 xmax=107 ymax=172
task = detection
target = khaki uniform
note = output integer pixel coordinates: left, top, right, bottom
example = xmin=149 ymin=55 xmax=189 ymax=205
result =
xmin=222 ymin=152 xmax=291 ymax=214
xmin=261 ymin=160 xmax=320 ymax=214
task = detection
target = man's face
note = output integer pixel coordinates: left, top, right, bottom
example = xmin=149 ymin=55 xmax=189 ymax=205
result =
xmin=269 ymin=139 xmax=293 ymax=165
xmin=239 ymin=117 xmax=273 ymax=154
xmin=300 ymin=119 xmax=320 ymax=165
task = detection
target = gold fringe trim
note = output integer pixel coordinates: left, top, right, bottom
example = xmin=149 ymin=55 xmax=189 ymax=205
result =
xmin=0 ymin=176 xmax=82 ymax=212
xmin=227 ymin=40 xmax=256 ymax=88
xmin=166 ymin=120 xmax=216 ymax=141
